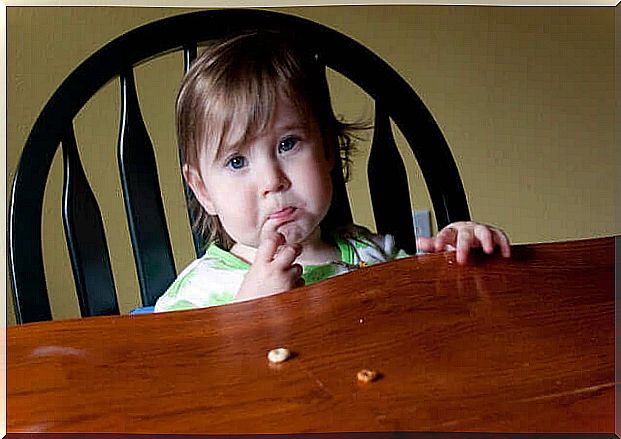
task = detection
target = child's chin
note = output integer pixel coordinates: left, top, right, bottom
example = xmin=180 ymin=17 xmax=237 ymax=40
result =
xmin=277 ymin=224 xmax=308 ymax=245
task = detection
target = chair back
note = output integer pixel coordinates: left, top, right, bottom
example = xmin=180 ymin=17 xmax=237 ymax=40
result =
xmin=9 ymin=9 xmax=470 ymax=323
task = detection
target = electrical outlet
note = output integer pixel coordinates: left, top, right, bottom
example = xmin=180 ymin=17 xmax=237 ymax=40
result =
xmin=412 ymin=209 xmax=431 ymax=238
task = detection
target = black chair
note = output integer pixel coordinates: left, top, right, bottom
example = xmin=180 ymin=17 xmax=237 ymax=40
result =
xmin=8 ymin=8 xmax=470 ymax=324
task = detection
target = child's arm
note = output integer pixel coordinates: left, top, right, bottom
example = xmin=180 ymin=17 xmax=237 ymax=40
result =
xmin=416 ymin=221 xmax=510 ymax=265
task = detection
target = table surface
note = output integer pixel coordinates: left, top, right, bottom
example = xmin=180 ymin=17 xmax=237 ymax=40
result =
xmin=7 ymin=237 xmax=617 ymax=434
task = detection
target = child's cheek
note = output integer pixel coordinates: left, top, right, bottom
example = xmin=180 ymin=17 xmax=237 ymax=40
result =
xmin=218 ymin=187 xmax=259 ymax=244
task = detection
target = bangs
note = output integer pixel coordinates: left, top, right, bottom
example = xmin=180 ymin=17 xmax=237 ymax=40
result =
xmin=204 ymin=75 xmax=280 ymax=161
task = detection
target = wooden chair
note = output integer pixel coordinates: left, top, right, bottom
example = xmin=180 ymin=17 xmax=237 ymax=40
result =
xmin=8 ymin=9 xmax=470 ymax=324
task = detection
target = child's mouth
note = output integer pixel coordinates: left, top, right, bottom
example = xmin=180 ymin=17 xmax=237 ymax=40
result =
xmin=268 ymin=207 xmax=297 ymax=221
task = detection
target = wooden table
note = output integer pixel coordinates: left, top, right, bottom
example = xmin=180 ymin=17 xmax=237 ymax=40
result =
xmin=7 ymin=237 xmax=617 ymax=434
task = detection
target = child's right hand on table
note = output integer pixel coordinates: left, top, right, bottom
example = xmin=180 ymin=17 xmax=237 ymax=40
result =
xmin=235 ymin=230 xmax=305 ymax=301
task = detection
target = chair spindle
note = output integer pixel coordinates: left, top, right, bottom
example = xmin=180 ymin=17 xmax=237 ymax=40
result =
xmin=368 ymin=104 xmax=417 ymax=255
xmin=62 ymin=125 xmax=120 ymax=317
xmin=183 ymin=44 xmax=197 ymax=73
xmin=181 ymin=44 xmax=205 ymax=257
xmin=118 ymin=68 xmax=177 ymax=306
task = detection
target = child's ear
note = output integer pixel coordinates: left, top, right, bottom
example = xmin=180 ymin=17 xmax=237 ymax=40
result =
xmin=183 ymin=164 xmax=217 ymax=215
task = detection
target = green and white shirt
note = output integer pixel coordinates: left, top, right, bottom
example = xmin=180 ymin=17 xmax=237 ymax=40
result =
xmin=154 ymin=226 xmax=408 ymax=313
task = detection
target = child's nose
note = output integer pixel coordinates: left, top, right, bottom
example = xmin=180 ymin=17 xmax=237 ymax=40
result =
xmin=260 ymin=163 xmax=290 ymax=196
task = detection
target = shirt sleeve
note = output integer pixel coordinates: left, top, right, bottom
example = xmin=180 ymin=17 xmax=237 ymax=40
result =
xmin=366 ymin=232 xmax=410 ymax=260
xmin=339 ymin=225 xmax=410 ymax=264
xmin=154 ymin=257 xmax=243 ymax=312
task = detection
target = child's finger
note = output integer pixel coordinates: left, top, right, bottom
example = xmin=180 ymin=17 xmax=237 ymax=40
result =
xmin=288 ymin=263 xmax=303 ymax=281
xmin=455 ymin=228 xmax=474 ymax=264
xmin=259 ymin=219 xmax=284 ymax=245
xmin=493 ymin=228 xmax=511 ymax=257
xmin=415 ymin=237 xmax=436 ymax=253
xmin=473 ymin=225 xmax=494 ymax=254
xmin=434 ymin=227 xmax=457 ymax=252
xmin=256 ymin=232 xmax=285 ymax=264
xmin=273 ymin=243 xmax=302 ymax=268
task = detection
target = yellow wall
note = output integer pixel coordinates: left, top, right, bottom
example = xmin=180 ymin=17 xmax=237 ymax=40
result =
xmin=6 ymin=6 xmax=617 ymax=325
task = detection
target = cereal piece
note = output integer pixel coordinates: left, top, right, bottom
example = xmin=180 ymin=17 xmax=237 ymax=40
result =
xmin=356 ymin=369 xmax=378 ymax=383
xmin=267 ymin=347 xmax=291 ymax=364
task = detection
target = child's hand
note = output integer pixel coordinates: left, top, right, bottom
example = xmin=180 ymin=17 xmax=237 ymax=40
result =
xmin=236 ymin=232 xmax=304 ymax=301
xmin=416 ymin=221 xmax=510 ymax=265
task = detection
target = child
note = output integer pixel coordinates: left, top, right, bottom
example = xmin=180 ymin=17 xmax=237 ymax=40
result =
xmin=155 ymin=31 xmax=510 ymax=312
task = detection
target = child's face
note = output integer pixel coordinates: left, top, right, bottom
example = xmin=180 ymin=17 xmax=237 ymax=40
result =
xmin=187 ymin=94 xmax=334 ymax=248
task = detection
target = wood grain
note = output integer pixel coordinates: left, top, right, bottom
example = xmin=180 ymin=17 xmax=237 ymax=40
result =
xmin=7 ymin=237 xmax=616 ymax=433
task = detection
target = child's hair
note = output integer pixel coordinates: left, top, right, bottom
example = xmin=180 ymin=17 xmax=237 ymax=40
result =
xmin=176 ymin=30 xmax=365 ymax=250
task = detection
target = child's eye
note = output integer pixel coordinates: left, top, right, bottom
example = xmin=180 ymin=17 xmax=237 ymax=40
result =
xmin=226 ymin=155 xmax=247 ymax=170
xmin=278 ymin=136 xmax=299 ymax=154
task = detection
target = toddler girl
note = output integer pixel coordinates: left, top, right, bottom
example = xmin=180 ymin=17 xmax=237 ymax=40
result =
xmin=155 ymin=31 xmax=510 ymax=312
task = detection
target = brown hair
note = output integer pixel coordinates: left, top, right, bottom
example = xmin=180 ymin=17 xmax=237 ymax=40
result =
xmin=176 ymin=31 xmax=365 ymax=250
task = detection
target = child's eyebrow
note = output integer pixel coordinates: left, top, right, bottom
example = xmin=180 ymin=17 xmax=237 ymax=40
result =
xmin=214 ymin=140 xmax=249 ymax=160
xmin=277 ymin=122 xmax=308 ymax=133
xmin=280 ymin=127 xmax=305 ymax=134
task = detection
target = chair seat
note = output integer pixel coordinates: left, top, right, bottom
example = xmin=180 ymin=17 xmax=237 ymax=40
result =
xmin=129 ymin=306 xmax=156 ymax=315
